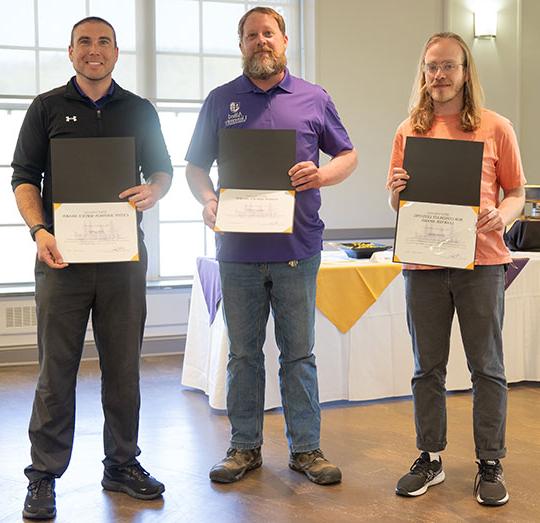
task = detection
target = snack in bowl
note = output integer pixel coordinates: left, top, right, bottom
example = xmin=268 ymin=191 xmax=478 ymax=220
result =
xmin=339 ymin=242 xmax=391 ymax=259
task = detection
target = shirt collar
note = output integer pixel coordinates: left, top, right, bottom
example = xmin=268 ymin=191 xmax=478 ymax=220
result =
xmin=235 ymin=68 xmax=294 ymax=94
xmin=71 ymin=76 xmax=116 ymax=108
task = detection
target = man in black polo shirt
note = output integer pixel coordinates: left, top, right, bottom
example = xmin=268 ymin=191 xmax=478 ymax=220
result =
xmin=11 ymin=17 xmax=173 ymax=520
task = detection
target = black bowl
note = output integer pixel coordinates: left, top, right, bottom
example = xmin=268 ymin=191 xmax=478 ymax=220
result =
xmin=339 ymin=242 xmax=391 ymax=259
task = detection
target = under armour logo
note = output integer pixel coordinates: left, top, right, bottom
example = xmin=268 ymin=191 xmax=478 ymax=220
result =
xmin=65 ymin=115 xmax=77 ymax=122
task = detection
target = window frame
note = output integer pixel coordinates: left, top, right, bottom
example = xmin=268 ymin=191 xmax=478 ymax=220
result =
xmin=0 ymin=0 xmax=304 ymax=285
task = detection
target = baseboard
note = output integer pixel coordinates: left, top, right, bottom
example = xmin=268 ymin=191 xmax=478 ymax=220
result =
xmin=0 ymin=335 xmax=186 ymax=367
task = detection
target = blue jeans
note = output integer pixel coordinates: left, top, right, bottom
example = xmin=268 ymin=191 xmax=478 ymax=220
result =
xmin=219 ymin=253 xmax=321 ymax=453
xmin=403 ymin=266 xmax=507 ymax=460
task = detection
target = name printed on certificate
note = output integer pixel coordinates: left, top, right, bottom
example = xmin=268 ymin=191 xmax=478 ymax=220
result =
xmin=393 ymin=201 xmax=478 ymax=269
xmin=215 ymin=189 xmax=295 ymax=233
xmin=54 ymin=201 xmax=139 ymax=263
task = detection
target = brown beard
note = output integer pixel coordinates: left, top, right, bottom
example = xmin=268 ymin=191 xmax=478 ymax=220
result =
xmin=242 ymin=49 xmax=287 ymax=80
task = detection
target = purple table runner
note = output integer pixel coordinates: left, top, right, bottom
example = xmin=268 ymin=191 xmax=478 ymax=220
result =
xmin=196 ymin=257 xmax=222 ymax=324
xmin=196 ymin=256 xmax=527 ymax=322
xmin=505 ymin=257 xmax=529 ymax=290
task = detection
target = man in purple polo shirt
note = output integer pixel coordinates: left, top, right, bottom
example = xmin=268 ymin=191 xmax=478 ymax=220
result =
xmin=186 ymin=6 xmax=357 ymax=485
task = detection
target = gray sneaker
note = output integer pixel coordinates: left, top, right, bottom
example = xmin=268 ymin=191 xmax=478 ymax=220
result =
xmin=396 ymin=452 xmax=445 ymax=496
xmin=474 ymin=459 xmax=509 ymax=506
xmin=289 ymin=449 xmax=342 ymax=485
xmin=209 ymin=447 xmax=262 ymax=483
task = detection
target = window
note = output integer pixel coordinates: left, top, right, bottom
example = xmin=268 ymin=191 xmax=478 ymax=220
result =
xmin=0 ymin=0 xmax=302 ymax=284
xmin=0 ymin=0 xmax=137 ymax=284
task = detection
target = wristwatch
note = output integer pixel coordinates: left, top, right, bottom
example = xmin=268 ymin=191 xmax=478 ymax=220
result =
xmin=29 ymin=224 xmax=46 ymax=241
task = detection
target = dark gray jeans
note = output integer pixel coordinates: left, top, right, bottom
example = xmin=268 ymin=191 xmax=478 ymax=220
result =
xmin=403 ymin=265 xmax=507 ymax=460
xmin=25 ymin=245 xmax=147 ymax=481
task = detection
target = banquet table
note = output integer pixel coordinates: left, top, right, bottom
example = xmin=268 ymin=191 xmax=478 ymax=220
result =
xmin=181 ymin=251 xmax=540 ymax=410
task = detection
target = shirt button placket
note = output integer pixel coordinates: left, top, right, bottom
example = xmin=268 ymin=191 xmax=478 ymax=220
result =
xmin=263 ymin=93 xmax=272 ymax=127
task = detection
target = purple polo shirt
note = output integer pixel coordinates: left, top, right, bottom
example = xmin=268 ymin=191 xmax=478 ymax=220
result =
xmin=185 ymin=69 xmax=353 ymax=263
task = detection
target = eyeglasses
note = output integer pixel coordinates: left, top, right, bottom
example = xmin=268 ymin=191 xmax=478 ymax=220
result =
xmin=423 ymin=62 xmax=464 ymax=75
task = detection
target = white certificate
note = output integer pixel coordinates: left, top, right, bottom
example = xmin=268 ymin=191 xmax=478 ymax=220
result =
xmin=214 ymin=188 xmax=295 ymax=233
xmin=393 ymin=201 xmax=479 ymax=269
xmin=53 ymin=202 xmax=139 ymax=263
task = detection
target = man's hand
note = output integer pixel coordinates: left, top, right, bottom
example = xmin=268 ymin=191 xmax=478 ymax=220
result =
xmin=288 ymin=161 xmax=325 ymax=191
xmin=387 ymin=167 xmax=410 ymax=211
xmin=477 ymin=186 xmax=525 ymax=234
xmin=186 ymin=163 xmax=219 ymax=230
xmin=388 ymin=167 xmax=409 ymax=196
xmin=35 ymin=229 xmax=68 ymax=269
xmin=202 ymin=198 xmax=218 ymax=229
xmin=477 ymin=207 xmax=505 ymax=234
xmin=119 ymin=183 xmax=163 ymax=211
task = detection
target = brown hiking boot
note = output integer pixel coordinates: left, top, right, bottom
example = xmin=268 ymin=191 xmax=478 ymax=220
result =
xmin=289 ymin=449 xmax=342 ymax=485
xmin=209 ymin=447 xmax=262 ymax=483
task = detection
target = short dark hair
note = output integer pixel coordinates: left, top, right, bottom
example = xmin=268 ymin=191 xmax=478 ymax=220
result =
xmin=70 ymin=16 xmax=117 ymax=47
xmin=238 ymin=7 xmax=286 ymax=40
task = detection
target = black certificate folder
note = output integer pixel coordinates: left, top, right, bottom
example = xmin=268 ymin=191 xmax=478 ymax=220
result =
xmin=394 ymin=137 xmax=484 ymax=270
xmin=51 ymin=137 xmax=137 ymax=202
xmin=401 ymin=136 xmax=484 ymax=206
xmin=218 ymin=129 xmax=296 ymax=190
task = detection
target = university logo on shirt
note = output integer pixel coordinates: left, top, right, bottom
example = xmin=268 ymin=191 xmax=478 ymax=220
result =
xmin=225 ymin=101 xmax=247 ymax=127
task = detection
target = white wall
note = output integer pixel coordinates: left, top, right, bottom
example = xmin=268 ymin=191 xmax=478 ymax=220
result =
xmin=446 ymin=0 xmax=520 ymax=130
xmin=315 ymin=0 xmax=444 ymax=230
xmin=520 ymin=0 xmax=540 ymax=181
xmin=315 ymin=0 xmax=537 ymax=230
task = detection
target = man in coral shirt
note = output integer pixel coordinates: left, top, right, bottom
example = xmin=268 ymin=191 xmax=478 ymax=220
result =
xmin=387 ymin=32 xmax=525 ymax=506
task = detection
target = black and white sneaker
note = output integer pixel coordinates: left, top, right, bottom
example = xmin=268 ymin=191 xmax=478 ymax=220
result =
xmin=474 ymin=459 xmax=509 ymax=506
xmin=396 ymin=452 xmax=445 ymax=497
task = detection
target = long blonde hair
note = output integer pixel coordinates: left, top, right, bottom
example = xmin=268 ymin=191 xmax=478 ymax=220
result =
xmin=409 ymin=32 xmax=484 ymax=134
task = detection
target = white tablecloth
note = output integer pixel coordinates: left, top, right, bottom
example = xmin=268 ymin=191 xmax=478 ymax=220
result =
xmin=181 ymin=253 xmax=540 ymax=410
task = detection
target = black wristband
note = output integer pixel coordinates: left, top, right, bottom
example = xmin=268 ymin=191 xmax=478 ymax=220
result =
xmin=29 ymin=224 xmax=46 ymax=241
